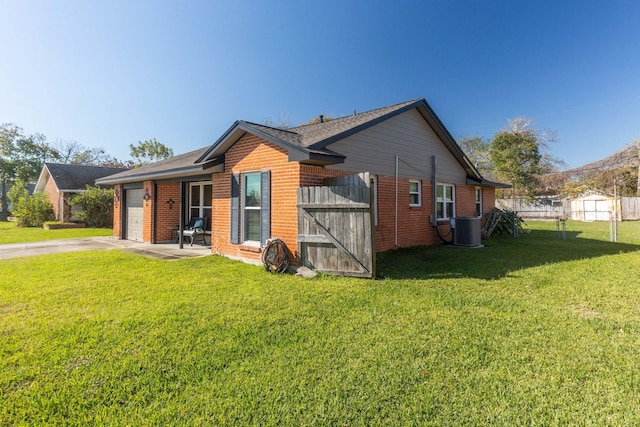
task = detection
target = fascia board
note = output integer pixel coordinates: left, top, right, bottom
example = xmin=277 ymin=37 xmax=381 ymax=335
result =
xmin=34 ymin=166 xmax=53 ymax=193
xmin=198 ymin=120 xmax=310 ymax=162
xmin=96 ymin=166 xmax=208 ymax=185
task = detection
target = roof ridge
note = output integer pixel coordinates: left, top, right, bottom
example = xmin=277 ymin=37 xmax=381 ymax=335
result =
xmin=45 ymin=162 xmax=128 ymax=169
xmin=291 ymin=98 xmax=423 ymax=131
xmin=241 ymin=120 xmax=301 ymax=135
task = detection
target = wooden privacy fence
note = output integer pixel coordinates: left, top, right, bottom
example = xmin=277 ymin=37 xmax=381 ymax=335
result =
xmin=496 ymin=198 xmax=567 ymax=219
xmin=297 ymin=172 xmax=375 ymax=278
xmin=621 ymin=197 xmax=640 ymax=220
xmin=497 ymin=197 xmax=640 ymax=221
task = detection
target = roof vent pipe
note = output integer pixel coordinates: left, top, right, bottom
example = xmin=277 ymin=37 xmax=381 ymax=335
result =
xmin=319 ymin=114 xmax=324 ymax=123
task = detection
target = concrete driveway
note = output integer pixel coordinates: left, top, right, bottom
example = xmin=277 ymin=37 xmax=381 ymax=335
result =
xmin=0 ymin=237 xmax=212 ymax=261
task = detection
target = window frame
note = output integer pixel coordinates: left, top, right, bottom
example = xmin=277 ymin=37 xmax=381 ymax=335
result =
xmin=436 ymin=183 xmax=455 ymax=220
xmin=241 ymin=172 xmax=262 ymax=245
xmin=188 ymin=181 xmax=212 ymax=231
xmin=409 ymin=179 xmax=422 ymax=207
xmin=475 ymin=187 xmax=482 ymax=217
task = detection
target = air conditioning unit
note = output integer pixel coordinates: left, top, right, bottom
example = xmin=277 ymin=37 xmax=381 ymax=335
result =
xmin=453 ymin=216 xmax=482 ymax=247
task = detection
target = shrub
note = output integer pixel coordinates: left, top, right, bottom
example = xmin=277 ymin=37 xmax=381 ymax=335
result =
xmin=70 ymin=185 xmax=114 ymax=227
xmin=482 ymin=208 xmax=525 ymax=238
xmin=7 ymin=181 xmax=55 ymax=227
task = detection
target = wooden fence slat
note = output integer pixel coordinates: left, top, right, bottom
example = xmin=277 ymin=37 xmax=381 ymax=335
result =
xmin=297 ymin=173 xmax=373 ymax=277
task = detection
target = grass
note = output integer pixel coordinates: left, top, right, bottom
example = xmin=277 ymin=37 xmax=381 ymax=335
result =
xmin=2 ymin=220 xmax=640 ymax=425
xmin=0 ymin=221 xmax=112 ymax=244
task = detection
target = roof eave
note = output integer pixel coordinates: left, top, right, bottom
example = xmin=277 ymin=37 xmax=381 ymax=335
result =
xmin=96 ymin=163 xmax=222 ymax=185
xmin=288 ymin=151 xmax=346 ymax=166
xmin=466 ymin=176 xmax=511 ymax=188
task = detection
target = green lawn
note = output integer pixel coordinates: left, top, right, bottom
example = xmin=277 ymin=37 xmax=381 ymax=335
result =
xmin=2 ymin=220 xmax=640 ymax=425
xmin=0 ymin=221 xmax=112 ymax=244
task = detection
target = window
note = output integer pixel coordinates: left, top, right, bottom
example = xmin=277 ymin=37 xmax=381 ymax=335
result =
xmin=475 ymin=188 xmax=482 ymax=217
xmin=242 ymin=173 xmax=262 ymax=243
xmin=230 ymin=171 xmax=270 ymax=245
xmin=189 ymin=182 xmax=212 ymax=231
xmin=436 ymin=184 xmax=455 ymax=220
xmin=409 ymin=180 xmax=421 ymax=207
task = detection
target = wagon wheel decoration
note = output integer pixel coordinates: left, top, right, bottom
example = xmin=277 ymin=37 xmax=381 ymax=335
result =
xmin=261 ymin=238 xmax=291 ymax=274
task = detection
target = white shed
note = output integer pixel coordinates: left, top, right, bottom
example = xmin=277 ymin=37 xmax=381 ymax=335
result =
xmin=570 ymin=192 xmax=620 ymax=221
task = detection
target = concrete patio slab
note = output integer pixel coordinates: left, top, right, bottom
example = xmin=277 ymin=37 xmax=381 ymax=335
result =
xmin=0 ymin=237 xmax=212 ymax=261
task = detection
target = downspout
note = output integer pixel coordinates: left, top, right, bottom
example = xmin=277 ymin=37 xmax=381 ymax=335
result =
xmin=395 ymin=155 xmax=399 ymax=247
xmin=431 ymin=155 xmax=452 ymax=244
xmin=178 ymin=181 xmax=184 ymax=249
xmin=431 ymin=155 xmax=437 ymax=226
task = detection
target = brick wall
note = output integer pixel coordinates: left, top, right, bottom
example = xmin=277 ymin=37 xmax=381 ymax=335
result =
xmin=375 ymin=176 xmax=440 ymax=252
xmin=154 ymin=182 xmax=181 ymax=242
xmin=44 ymin=175 xmax=61 ymax=220
xmin=143 ymin=181 xmax=154 ymax=242
xmin=482 ymin=187 xmax=495 ymax=215
xmin=211 ymin=134 xmax=299 ymax=263
xmin=455 ymin=185 xmax=477 ymax=217
xmin=113 ymin=184 xmax=122 ymax=238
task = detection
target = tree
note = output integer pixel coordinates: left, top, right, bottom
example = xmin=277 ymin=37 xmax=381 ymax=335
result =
xmin=70 ymin=185 xmax=114 ymax=227
xmin=457 ymin=135 xmax=493 ymax=177
xmin=7 ymin=180 xmax=55 ymax=227
xmin=0 ymin=123 xmax=59 ymax=220
xmin=301 ymin=115 xmax=333 ymax=125
xmin=490 ymin=117 xmax=563 ymax=200
xmin=262 ymin=114 xmax=294 ymax=130
xmin=52 ymin=139 xmax=130 ymax=167
xmin=129 ymin=139 xmax=173 ymax=166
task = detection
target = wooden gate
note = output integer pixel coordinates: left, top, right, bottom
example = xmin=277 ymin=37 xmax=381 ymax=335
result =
xmin=297 ymin=173 xmax=375 ymax=278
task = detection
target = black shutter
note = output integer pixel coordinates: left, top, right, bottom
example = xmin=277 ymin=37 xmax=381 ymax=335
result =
xmin=260 ymin=170 xmax=271 ymax=245
xmin=230 ymin=174 xmax=240 ymax=244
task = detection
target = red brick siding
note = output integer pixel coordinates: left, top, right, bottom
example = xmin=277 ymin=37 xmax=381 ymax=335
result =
xmin=455 ymin=185 xmax=477 ymax=217
xmin=44 ymin=176 xmax=62 ymax=220
xmin=482 ymin=187 xmax=495 ymax=215
xmin=113 ymin=184 xmax=122 ymax=238
xmin=154 ymin=182 xmax=181 ymax=242
xmin=211 ymin=134 xmax=300 ymax=263
xmin=143 ymin=181 xmax=154 ymax=242
xmin=375 ymin=176 xmax=440 ymax=252
xmin=299 ymin=165 xmax=349 ymax=187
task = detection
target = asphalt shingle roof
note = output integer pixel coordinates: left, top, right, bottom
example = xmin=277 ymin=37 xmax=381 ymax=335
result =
xmin=96 ymin=98 xmax=506 ymax=186
xmin=45 ymin=163 xmax=129 ymax=190
xmin=96 ymin=147 xmax=210 ymax=182
xmin=241 ymin=99 xmax=421 ymax=149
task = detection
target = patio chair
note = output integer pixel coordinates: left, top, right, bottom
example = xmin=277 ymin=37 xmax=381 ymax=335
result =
xmin=182 ymin=217 xmax=207 ymax=246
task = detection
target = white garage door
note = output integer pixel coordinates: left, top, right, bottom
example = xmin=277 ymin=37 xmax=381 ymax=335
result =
xmin=126 ymin=189 xmax=144 ymax=241
xmin=584 ymin=200 xmax=610 ymax=221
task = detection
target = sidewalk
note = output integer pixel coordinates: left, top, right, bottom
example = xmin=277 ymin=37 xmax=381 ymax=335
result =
xmin=0 ymin=236 xmax=212 ymax=261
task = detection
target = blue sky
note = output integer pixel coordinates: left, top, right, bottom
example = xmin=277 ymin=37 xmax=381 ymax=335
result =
xmin=1 ymin=0 xmax=638 ymax=169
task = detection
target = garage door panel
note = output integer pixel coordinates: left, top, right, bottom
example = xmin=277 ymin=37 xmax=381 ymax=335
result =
xmin=126 ymin=189 xmax=144 ymax=241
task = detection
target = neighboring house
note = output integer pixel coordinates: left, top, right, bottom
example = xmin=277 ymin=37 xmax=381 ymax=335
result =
xmin=97 ymin=98 xmax=507 ymax=267
xmin=35 ymin=163 xmax=129 ymax=222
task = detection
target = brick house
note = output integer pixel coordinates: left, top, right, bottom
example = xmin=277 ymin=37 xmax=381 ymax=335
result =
xmin=97 ymin=98 xmax=506 ymax=265
xmin=35 ymin=163 xmax=128 ymax=222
